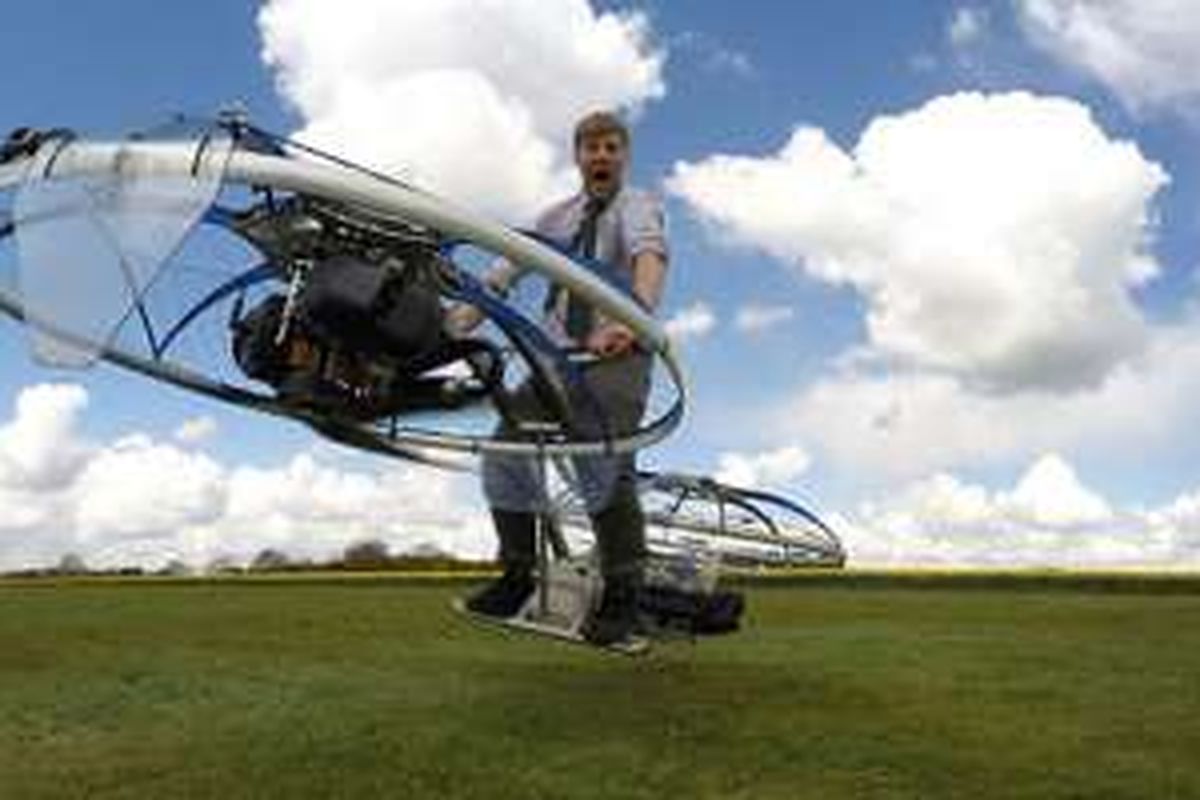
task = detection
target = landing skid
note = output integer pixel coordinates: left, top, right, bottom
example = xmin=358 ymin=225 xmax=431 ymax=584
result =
xmin=452 ymin=598 xmax=651 ymax=657
xmin=453 ymin=555 xmax=650 ymax=656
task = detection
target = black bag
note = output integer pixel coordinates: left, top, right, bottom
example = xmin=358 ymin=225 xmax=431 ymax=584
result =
xmin=298 ymin=254 xmax=444 ymax=360
xmin=639 ymin=584 xmax=745 ymax=636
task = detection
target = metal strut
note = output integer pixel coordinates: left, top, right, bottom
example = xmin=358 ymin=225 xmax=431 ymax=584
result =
xmin=520 ymin=419 xmax=571 ymax=625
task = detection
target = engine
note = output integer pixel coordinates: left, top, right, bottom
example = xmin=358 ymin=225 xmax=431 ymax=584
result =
xmin=230 ymin=195 xmax=497 ymax=419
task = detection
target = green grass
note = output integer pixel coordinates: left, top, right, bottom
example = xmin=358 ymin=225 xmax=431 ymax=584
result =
xmin=2 ymin=574 xmax=1198 ymax=799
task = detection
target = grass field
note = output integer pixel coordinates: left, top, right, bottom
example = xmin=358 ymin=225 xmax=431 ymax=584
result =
xmin=2 ymin=573 xmax=1198 ymax=799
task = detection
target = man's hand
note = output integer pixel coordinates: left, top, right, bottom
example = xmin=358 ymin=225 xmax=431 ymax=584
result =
xmin=585 ymin=321 xmax=638 ymax=359
xmin=445 ymin=303 xmax=485 ymax=338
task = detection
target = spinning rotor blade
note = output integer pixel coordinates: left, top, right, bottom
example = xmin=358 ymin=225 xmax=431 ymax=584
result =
xmin=13 ymin=127 xmax=232 ymax=367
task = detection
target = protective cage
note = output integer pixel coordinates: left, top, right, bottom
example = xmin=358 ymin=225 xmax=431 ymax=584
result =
xmin=553 ymin=470 xmax=847 ymax=570
xmin=0 ymin=116 xmax=687 ymax=468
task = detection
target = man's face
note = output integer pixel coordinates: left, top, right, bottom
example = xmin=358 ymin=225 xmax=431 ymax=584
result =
xmin=576 ymin=132 xmax=627 ymax=199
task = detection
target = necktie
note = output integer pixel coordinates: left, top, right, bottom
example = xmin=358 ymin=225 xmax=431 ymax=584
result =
xmin=565 ymin=197 xmax=606 ymax=339
xmin=544 ymin=195 xmax=609 ymax=341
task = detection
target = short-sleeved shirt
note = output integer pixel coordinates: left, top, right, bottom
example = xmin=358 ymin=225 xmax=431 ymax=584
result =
xmin=534 ymin=186 xmax=668 ymax=270
xmin=528 ymin=187 xmax=668 ymax=339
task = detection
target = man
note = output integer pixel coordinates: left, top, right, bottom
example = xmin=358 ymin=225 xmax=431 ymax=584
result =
xmin=450 ymin=110 xmax=668 ymax=646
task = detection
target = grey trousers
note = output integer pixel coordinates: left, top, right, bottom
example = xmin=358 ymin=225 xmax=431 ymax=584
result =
xmin=481 ymin=351 xmax=652 ymax=579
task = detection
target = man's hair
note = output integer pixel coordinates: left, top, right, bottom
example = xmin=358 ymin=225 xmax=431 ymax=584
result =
xmin=573 ymin=110 xmax=630 ymax=151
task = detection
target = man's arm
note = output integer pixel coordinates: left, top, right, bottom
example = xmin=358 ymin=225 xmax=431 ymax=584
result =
xmin=444 ymin=259 xmax=523 ymax=336
xmin=631 ymin=250 xmax=667 ymax=313
xmin=586 ymin=190 xmax=669 ymax=358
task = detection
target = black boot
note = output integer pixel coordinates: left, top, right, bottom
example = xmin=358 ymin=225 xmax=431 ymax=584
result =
xmin=466 ymin=509 xmax=536 ymax=619
xmin=583 ymin=571 xmax=642 ymax=646
xmin=465 ymin=568 xmax=534 ymax=618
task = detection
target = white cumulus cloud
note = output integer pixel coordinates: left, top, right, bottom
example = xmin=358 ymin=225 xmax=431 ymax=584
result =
xmin=258 ymin=0 xmax=666 ymax=222
xmin=715 ymin=445 xmax=811 ymax=491
xmin=1018 ymin=0 xmax=1200 ymax=118
xmin=781 ymin=318 xmax=1200 ymax=480
xmin=668 ymin=91 xmax=1168 ymax=394
xmin=1005 ymin=452 xmax=1112 ymax=524
xmin=3 ymin=385 xmax=1198 ymax=570
xmin=734 ymin=304 xmax=795 ymax=334
xmin=665 ymin=301 xmax=717 ymax=343
xmin=74 ymin=435 xmax=226 ymax=541
xmin=840 ymin=452 xmax=1197 ymax=567
xmin=0 ymin=384 xmax=490 ymax=572
xmin=0 ymin=384 xmax=91 ymax=491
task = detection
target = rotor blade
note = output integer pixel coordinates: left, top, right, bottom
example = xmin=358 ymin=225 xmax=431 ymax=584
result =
xmin=13 ymin=127 xmax=231 ymax=367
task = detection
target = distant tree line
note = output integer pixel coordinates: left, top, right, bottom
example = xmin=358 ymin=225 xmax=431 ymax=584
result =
xmin=1 ymin=540 xmax=496 ymax=579
xmin=241 ymin=539 xmax=495 ymax=574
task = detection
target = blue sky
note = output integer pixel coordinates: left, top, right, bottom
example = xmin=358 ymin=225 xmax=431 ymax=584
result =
xmin=3 ymin=0 xmax=1200 ymax=569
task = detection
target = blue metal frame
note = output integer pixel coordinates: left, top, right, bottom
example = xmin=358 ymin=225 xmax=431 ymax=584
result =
xmin=439 ymin=248 xmax=564 ymax=358
xmin=152 ymin=215 xmax=594 ymax=400
xmin=438 ymin=242 xmax=590 ymax=393
xmin=153 ymin=260 xmax=277 ymax=358
xmin=733 ymin=485 xmax=840 ymax=543
xmin=201 ymin=204 xmax=240 ymax=229
xmin=515 ymin=228 xmax=633 ymax=298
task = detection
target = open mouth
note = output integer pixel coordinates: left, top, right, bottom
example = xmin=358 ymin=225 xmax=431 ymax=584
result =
xmin=588 ymin=167 xmax=614 ymax=192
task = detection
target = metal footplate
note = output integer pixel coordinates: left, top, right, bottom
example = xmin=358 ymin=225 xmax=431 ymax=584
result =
xmin=454 ymin=557 xmax=650 ymax=656
xmin=505 ymin=556 xmax=648 ymax=656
